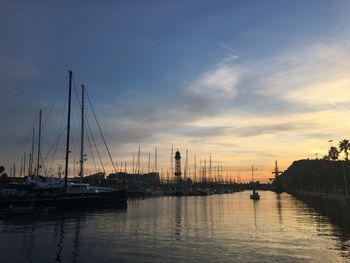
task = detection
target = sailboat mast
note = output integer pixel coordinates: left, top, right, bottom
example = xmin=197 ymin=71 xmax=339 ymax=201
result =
xmin=64 ymin=70 xmax=73 ymax=193
xmin=36 ymin=109 xmax=42 ymax=179
xmin=29 ymin=128 xmax=35 ymax=177
xmin=23 ymin=152 xmax=26 ymax=177
xmin=80 ymin=84 xmax=85 ymax=181
xmin=154 ymin=147 xmax=157 ymax=172
xmin=194 ymin=154 xmax=196 ymax=183
xmin=170 ymin=145 xmax=173 ymax=180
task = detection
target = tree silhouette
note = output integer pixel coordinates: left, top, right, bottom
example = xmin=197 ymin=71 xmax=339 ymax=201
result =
xmin=322 ymin=155 xmax=330 ymax=160
xmin=339 ymin=139 xmax=350 ymax=161
xmin=328 ymin=146 xmax=339 ymax=161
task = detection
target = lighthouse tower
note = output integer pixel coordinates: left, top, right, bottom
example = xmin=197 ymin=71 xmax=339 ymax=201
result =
xmin=174 ymin=150 xmax=182 ymax=181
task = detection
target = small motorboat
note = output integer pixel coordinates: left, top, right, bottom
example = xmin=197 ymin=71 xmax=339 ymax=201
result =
xmin=250 ymin=189 xmax=260 ymax=200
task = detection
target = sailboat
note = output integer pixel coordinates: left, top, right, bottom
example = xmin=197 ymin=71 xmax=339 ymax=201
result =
xmin=0 ymin=71 xmax=127 ymax=211
xmin=250 ymin=165 xmax=260 ymax=200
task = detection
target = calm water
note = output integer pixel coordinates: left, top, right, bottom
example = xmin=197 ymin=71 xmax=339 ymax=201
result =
xmin=1 ymin=191 xmax=350 ymax=262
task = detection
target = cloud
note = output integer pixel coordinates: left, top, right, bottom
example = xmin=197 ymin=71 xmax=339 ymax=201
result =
xmin=217 ymin=41 xmax=240 ymax=64
xmin=218 ymin=41 xmax=240 ymax=56
xmin=185 ymin=126 xmax=230 ymax=138
xmin=256 ymin=40 xmax=350 ymax=107
xmin=187 ymin=64 xmax=242 ymax=100
xmin=182 ymin=121 xmax=329 ymax=140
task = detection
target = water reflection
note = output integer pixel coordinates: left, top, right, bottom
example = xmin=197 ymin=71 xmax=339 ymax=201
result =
xmin=252 ymin=199 xmax=258 ymax=234
xmin=174 ymin=197 xmax=182 ymax=237
xmin=286 ymin=193 xmax=350 ymax=260
xmin=0 ymin=193 xmax=349 ymax=262
xmin=72 ymin=217 xmax=81 ymax=263
xmin=55 ymin=215 xmax=65 ymax=262
xmin=276 ymin=193 xmax=283 ymax=225
xmin=23 ymin=223 xmax=36 ymax=263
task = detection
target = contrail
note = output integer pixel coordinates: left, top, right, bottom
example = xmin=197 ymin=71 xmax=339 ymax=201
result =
xmin=218 ymin=41 xmax=240 ymax=55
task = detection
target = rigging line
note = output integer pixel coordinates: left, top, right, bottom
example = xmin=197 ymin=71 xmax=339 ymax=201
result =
xmin=71 ymin=73 xmax=84 ymax=127
xmin=72 ymin=74 xmax=82 ymax=110
xmin=43 ymin=80 xmax=69 ymax=171
xmin=72 ymin=79 xmax=104 ymax=174
xmin=72 ymin=75 xmax=85 ymax=152
xmin=44 ymin=128 xmax=66 ymax=169
xmin=42 ymin=75 xmax=67 ymax=129
xmin=72 ymin=75 xmax=89 ymax=174
xmin=69 ymin=109 xmax=80 ymax=156
xmin=85 ymin=114 xmax=105 ymax=173
xmin=63 ymin=73 xmax=81 ymax=176
xmin=71 ymin=72 xmax=83 ymax=128
xmin=85 ymin=123 xmax=98 ymax=173
xmin=72 ymin=77 xmax=104 ymax=174
xmin=70 ymin=84 xmax=84 ymax=166
xmin=47 ymin=87 xmax=69 ymax=171
xmin=11 ymin=128 xmax=34 ymax=172
xmin=85 ymin=90 xmax=116 ymax=173
xmin=11 ymin=111 xmax=37 ymax=161
xmin=73 ymin=77 xmax=106 ymax=173
xmin=41 ymin=80 xmax=68 ymax=172
xmin=44 ymin=126 xmax=66 ymax=158
xmin=39 ymin=152 xmax=46 ymax=177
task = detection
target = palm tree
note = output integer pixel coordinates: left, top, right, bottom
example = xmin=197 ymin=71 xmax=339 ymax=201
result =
xmin=328 ymin=146 xmax=339 ymax=161
xmin=339 ymin=139 xmax=350 ymax=161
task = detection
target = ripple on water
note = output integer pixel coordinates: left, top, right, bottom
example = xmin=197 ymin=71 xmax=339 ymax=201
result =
xmin=0 ymin=191 xmax=349 ymax=263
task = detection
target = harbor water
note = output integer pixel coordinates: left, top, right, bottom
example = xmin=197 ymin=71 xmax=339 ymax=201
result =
xmin=0 ymin=191 xmax=349 ymax=262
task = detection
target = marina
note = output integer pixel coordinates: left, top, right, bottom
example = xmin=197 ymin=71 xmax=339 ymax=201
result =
xmin=0 ymin=191 xmax=349 ymax=262
xmin=2 ymin=1 xmax=350 ymax=262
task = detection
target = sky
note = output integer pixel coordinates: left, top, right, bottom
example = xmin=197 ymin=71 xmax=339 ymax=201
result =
xmin=2 ymin=0 xmax=350 ymax=182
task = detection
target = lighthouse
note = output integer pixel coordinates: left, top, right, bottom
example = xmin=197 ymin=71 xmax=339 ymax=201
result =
xmin=174 ymin=149 xmax=182 ymax=181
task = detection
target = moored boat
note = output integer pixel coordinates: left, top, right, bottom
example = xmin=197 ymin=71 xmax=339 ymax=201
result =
xmin=250 ymin=165 xmax=260 ymax=200
xmin=250 ymin=189 xmax=260 ymax=200
xmin=1 ymin=71 xmax=127 ymax=213
xmin=0 ymin=180 xmax=127 ymax=211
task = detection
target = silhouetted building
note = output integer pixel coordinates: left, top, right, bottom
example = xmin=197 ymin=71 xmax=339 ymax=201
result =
xmin=108 ymin=172 xmax=160 ymax=190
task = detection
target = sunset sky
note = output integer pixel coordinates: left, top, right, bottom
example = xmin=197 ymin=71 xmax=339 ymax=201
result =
xmin=2 ymin=1 xmax=350 ymax=182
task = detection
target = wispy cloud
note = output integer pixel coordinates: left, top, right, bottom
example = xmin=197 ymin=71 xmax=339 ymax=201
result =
xmin=187 ymin=64 xmax=243 ymax=100
xmin=256 ymin=40 xmax=350 ymax=107
xmin=218 ymin=41 xmax=240 ymax=55
xmin=217 ymin=41 xmax=240 ymax=63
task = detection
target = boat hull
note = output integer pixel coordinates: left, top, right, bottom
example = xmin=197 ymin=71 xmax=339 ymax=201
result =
xmin=0 ymin=189 xmax=127 ymax=211
xmin=250 ymin=194 xmax=260 ymax=200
